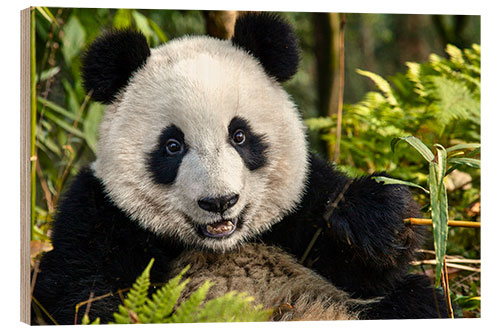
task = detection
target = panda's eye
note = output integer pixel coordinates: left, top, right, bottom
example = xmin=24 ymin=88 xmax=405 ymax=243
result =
xmin=165 ymin=139 xmax=183 ymax=155
xmin=232 ymin=129 xmax=246 ymax=145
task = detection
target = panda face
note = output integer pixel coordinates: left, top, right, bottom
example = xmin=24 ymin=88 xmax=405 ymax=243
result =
xmin=93 ymin=36 xmax=308 ymax=251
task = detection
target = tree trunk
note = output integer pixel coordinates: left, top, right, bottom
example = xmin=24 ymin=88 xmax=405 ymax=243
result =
xmin=314 ymin=12 xmax=342 ymax=160
xmin=204 ymin=11 xmax=241 ymax=39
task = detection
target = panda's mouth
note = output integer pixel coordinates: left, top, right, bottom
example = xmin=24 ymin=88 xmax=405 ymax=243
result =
xmin=200 ymin=219 xmax=238 ymax=238
xmin=186 ymin=205 xmax=249 ymax=240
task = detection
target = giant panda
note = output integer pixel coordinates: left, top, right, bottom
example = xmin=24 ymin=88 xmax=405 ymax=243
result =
xmin=33 ymin=13 xmax=448 ymax=324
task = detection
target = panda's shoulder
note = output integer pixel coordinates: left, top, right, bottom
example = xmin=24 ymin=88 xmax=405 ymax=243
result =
xmin=50 ymin=166 xmax=139 ymax=247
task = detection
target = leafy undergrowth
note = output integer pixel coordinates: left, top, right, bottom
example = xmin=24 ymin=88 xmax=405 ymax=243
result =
xmin=81 ymin=259 xmax=272 ymax=325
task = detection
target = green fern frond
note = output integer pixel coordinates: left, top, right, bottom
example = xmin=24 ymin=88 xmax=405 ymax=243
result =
xmin=431 ymin=76 xmax=480 ymax=125
xmin=446 ymin=44 xmax=465 ymax=65
xmin=197 ymin=291 xmax=272 ymax=322
xmin=356 ymin=69 xmax=398 ymax=106
xmin=139 ymin=265 xmax=190 ymax=323
xmin=405 ymin=62 xmax=427 ymax=98
xmin=112 ymin=259 xmax=154 ymax=324
xmin=110 ymin=261 xmax=272 ymax=324
xmin=167 ymin=280 xmax=214 ymax=323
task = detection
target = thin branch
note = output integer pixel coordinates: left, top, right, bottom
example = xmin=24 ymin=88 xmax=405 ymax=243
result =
xmin=443 ymin=258 xmax=454 ymax=318
xmin=405 ymin=218 xmax=480 ymax=228
xmin=299 ymin=227 xmax=323 ymax=265
xmin=32 ymin=296 xmax=58 ymax=325
xmin=333 ymin=13 xmax=346 ymax=163
xmin=411 ymin=260 xmax=480 ymax=272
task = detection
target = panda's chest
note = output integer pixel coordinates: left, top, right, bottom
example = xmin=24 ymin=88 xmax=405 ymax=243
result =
xmin=166 ymin=243 xmax=357 ymax=321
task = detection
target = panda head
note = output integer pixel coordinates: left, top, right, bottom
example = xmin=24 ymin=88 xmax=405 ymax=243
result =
xmin=83 ymin=13 xmax=308 ymax=251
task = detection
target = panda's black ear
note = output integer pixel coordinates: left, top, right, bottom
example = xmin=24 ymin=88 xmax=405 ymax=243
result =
xmin=81 ymin=30 xmax=151 ymax=104
xmin=232 ymin=13 xmax=299 ymax=82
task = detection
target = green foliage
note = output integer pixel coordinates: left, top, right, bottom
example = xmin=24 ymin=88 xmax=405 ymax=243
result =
xmin=375 ymin=136 xmax=480 ymax=287
xmin=306 ymin=43 xmax=481 ymax=175
xmin=106 ymin=259 xmax=272 ymax=324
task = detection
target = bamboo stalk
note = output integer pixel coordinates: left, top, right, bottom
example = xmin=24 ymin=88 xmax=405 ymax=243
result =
xmin=404 ymin=218 xmax=480 ymax=228
xmin=332 ymin=13 xmax=346 ymax=163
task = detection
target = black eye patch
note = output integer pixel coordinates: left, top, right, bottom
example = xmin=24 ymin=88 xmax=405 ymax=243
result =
xmin=147 ymin=125 xmax=188 ymax=185
xmin=228 ymin=117 xmax=269 ymax=171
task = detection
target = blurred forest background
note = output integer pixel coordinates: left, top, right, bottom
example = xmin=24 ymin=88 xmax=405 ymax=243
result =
xmin=30 ymin=7 xmax=481 ymax=319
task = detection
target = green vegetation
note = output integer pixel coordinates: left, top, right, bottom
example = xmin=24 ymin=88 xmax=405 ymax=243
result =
xmin=31 ymin=7 xmax=481 ymax=321
xmin=308 ymin=45 xmax=481 ymax=316
xmin=81 ymin=260 xmax=271 ymax=324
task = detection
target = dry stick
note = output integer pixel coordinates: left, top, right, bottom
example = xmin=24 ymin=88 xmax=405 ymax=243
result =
xmin=299 ymin=227 xmax=323 ymax=265
xmin=35 ymin=159 xmax=54 ymax=213
xmin=404 ymin=218 xmax=480 ymax=228
xmin=411 ymin=260 xmax=480 ymax=272
xmin=442 ymin=257 xmax=454 ymax=318
xmin=79 ymin=291 xmax=96 ymax=324
xmin=73 ymin=288 xmax=129 ymax=325
xmin=299 ymin=179 xmax=353 ymax=266
xmin=32 ymin=296 xmax=58 ymax=325
xmin=333 ymin=13 xmax=346 ymax=163
xmin=30 ymin=259 xmax=41 ymax=298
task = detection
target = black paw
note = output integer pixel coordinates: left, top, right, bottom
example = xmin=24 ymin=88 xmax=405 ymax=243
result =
xmin=324 ymin=174 xmax=422 ymax=266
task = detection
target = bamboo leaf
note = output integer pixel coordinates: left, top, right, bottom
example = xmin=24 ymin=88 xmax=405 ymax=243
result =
xmin=132 ymin=11 xmax=154 ymax=41
xmin=372 ymin=176 xmax=429 ymax=194
xmin=43 ymin=111 xmax=85 ymax=138
xmin=61 ymin=16 xmax=86 ymax=65
xmin=83 ymin=103 xmax=105 ymax=154
xmin=148 ymin=18 xmax=168 ymax=43
xmin=429 ymin=145 xmax=449 ymax=287
xmin=446 ymin=143 xmax=480 ymax=153
xmin=113 ymin=9 xmax=133 ymax=29
xmin=391 ymin=136 xmax=434 ymax=162
xmin=448 ymin=157 xmax=481 ymax=169
xmin=37 ymin=97 xmax=77 ymax=121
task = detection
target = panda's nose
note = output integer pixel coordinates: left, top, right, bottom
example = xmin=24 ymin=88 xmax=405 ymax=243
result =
xmin=198 ymin=194 xmax=239 ymax=213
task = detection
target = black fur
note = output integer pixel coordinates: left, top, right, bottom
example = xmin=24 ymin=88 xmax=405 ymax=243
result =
xmin=232 ymin=13 xmax=299 ymax=82
xmin=228 ymin=116 xmax=269 ymax=171
xmin=32 ymin=168 xmax=184 ymax=324
xmin=262 ymin=155 xmax=425 ymax=297
xmin=33 ymin=154 xmax=448 ymax=324
xmin=147 ymin=125 xmax=189 ymax=185
xmin=81 ymin=30 xmax=151 ymax=104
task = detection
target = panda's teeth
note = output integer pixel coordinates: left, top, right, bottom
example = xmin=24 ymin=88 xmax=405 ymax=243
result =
xmin=206 ymin=221 xmax=235 ymax=235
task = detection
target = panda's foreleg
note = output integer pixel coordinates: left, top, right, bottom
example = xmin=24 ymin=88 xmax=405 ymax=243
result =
xmin=267 ymin=154 xmax=425 ymax=298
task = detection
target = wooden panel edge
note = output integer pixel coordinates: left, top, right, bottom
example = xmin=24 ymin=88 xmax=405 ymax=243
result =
xmin=20 ymin=7 xmax=32 ymax=326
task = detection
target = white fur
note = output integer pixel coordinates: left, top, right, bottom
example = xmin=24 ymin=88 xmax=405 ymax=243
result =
xmin=94 ymin=36 xmax=309 ymax=251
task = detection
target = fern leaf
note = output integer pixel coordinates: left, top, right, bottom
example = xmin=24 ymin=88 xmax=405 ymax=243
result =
xmin=139 ymin=265 xmax=191 ymax=323
xmin=431 ymin=76 xmax=480 ymax=125
xmin=197 ymin=291 xmax=272 ymax=322
xmin=168 ymin=280 xmax=214 ymax=323
xmin=305 ymin=116 xmax=335 ymax=131
xmin=406 ymin=62 xmax=427 ymax=97
xmin=123 ymin=259 xmax=154 ymax=315
xmin=357 ymin=69 xmax=398 ymax=106
xmin=446 ymin=44 xmax=465 ymax=65
xmin=112 ymin=305 xmax=133 ymax=324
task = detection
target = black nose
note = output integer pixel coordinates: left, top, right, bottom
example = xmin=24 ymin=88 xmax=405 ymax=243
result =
xmin=198 ymin=194 xmax=239 ymax=213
